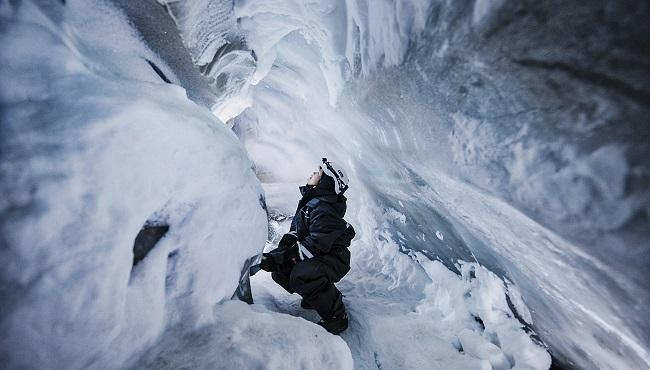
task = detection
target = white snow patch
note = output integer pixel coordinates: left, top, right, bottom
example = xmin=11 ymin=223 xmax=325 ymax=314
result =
xmin=459 ymin=329 xmax=511 ymax=370
xmin=408 ymin=162 xmax=650 ymax=369
xmin=130 ymin=300 xmax=354 ymax=370
xmin=416 ymin=257 xmax=551 ymax=370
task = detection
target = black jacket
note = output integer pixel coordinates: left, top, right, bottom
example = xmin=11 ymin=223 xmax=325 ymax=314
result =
xmin=290 ymin=186 xmax=355 ymax=256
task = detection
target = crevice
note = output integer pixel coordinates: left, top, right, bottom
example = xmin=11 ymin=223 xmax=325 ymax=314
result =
xmin=165 ymin=249 xmax=180 ymax=292
xmin=472 ymin=315 xmax=485 ymax=331
xmin=373 ymin=351 xmax=383 ymax=370
xmin=503 ymin=286 xmax=548 ymax=351
xmin=145 ymin=58 xmax=172 ymax=84
xmin=132 ymin=221 xmax=170 ymax=267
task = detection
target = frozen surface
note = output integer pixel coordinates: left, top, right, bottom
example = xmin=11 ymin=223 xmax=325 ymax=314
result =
xmin=219 ymin=0 xmax=649 ymax=369
xmin=111 ymin=0 xmax=217 ymax=107
xmin=252 ymin=183 xmax=550 ymax=369
xmin=0 ymin=1 xmax=266 ymax=368
xmin=157 ymin=0 xmax=256 ymax=122
xmin=2 ymin=0 xmax=649 ymax=369
xmin=129 ymin=300 xmax=354 ymax=370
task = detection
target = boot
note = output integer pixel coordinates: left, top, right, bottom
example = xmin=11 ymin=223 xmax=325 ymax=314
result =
xmin=300 ymin=298 xmax=313 ymax=310
xmin=318 ymin=312 xmax=348 ymax=334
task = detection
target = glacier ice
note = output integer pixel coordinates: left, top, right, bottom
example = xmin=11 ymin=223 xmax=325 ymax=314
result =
xmin=130 ymin=300 xmax=354 ymax=370
xmin=2 ymin=0 xmax=649 ymax=369
xmin=0 ymin=1 xmax=267 ymax=368
xmin=218 ymin=0 xmax=649 ymax=368
xmin=251 ymin=183 xmax=550 ymax=369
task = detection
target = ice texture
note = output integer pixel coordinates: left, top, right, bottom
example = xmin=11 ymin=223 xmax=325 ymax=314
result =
xmin=129 ymin=300 xmax=354 ymax=370
xmin=202 ymin=0 xmax=648 ymax=369
xmin=0 ymin=1 xmax=266 ymax=368
xmin=3 ymin=0 xmax=649 ymax=369
xmin=256 ymin=182 xmax=550 ymax=369
xmin=157 ymin=0 xmax=256 ymax=122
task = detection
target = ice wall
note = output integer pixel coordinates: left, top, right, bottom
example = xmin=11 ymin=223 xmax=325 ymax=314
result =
xmin=2 ymin=0 xmax=648 ymax=369
xmin=0 ymin=1 xmax=267 ymax=368
xmin=158 ymin=0 xmax=649 ymax=369
xmin=345 ymin=2 xmax=650 ymax=368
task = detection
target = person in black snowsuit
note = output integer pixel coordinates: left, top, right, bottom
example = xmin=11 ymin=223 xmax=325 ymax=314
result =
xmin=261 ymin=158 xmax=355 ymax=334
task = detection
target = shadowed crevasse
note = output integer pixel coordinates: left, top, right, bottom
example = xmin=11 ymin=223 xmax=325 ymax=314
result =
xmin=132 ymin=222 xmax=169 ymax=267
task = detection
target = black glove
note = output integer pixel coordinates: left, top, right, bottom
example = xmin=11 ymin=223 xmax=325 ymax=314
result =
xmin=278 ymin=233 xmax=298 ymax=249
xmin=259 ymin=244 xmax=300 ymax=273
xmin=259 ymin=253 xmax=278 ymax=272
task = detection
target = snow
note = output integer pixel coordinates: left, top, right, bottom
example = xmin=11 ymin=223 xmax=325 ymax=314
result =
xmin=250 ymin=183 xmax=550 ymax=369
xmin=407 ymin=162 xmax=650 ymax=369
xmin=1 ymin=1 xmax=266 ymax=368
xmin=219 ymin=0 xmax=648 ymax=362
xmin=3 ymin=0 xmax=648 ymax=369
xmin=203 ymin=1 xmax=552 ymax=366
xmin=130 ymin=300 xmax=354 ymax=370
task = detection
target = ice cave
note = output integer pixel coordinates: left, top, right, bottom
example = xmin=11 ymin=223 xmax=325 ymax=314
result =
xmin=1 ymin=0 xmax=648 ymax=369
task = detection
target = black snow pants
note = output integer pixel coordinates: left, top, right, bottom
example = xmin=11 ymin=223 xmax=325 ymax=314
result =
xmin=272 ymin=247 xmax=350 ymax=319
